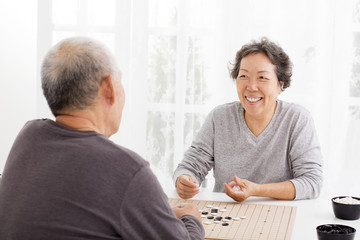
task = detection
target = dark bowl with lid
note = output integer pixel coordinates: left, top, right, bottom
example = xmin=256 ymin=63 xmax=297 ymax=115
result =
xmin=316 ymin=224 xmax=356 ymax=240
xmin=332 ymin=196 xmax=360 ymax=220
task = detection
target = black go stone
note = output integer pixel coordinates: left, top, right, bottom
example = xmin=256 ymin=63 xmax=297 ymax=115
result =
xmin=201 ymin=211 xmax=208 ymax=215
xmin=317 ymin=224 xmax=356 ymax=234
xmin=211 ymin=208 xmax=218 ymax=213
xmin=225 ymin=216 xmax=232 ymax=220
xmin=215 ymin=216 xmax=223 ymax=221
xmin=222 ymin=223 xmax=229 ymax=226
xmin=207 ymin=216 xmax=214 ymax=219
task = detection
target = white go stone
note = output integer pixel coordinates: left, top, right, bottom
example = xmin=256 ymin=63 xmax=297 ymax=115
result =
xmin=334 ymin=197 xmax=360 ymax=205
xmin=220 ymin=209 xmax=227 ymax=212
xmin=203 ymin=221 xmax=211 ymax=225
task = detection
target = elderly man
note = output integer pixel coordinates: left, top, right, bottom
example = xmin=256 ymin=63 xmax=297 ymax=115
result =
xmin=0 ymin=37 xmax=204 ymax=239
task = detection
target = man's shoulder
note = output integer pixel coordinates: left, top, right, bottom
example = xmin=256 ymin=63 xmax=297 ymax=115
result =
xmin=106 ymin=143 xmax=148 ymax=168
xmin=27 ymin=118 xmax=149 ymax=171
xmin=83 ymin=135 xmax=149 ymax=176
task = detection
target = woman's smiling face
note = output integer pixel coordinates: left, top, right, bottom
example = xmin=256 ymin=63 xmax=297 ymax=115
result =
xmin=236 ymin=53 xmax=283 ymax=121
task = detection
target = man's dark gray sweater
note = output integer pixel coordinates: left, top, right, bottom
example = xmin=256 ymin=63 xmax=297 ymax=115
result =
xmin=0 ymin=119 xmax=204 ymax=240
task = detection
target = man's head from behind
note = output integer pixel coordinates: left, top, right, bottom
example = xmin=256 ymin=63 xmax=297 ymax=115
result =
xmin=41 ymin=37 xmax=124 ymax=137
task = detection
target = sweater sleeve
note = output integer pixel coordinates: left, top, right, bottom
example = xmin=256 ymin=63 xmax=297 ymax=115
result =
xmin=120 ymin=165 xmax=205 ymax=240
xmin=173 ymin=109 xmax=216 ymax=186
xmin=180 ymin=215 xmax=206 ymax=240
xmin=288 ymin=110 xmax=323 ymax=200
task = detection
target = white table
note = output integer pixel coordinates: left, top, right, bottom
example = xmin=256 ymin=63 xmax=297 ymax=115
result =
xmin=165 ymin=189 xmax=360 ymax=240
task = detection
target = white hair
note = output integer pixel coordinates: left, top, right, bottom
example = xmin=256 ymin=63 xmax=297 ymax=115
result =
xmin=41 ymin=37 xmax=119 ymax=116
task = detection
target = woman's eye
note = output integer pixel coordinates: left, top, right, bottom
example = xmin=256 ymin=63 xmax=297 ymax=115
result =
xmin=259 ymin=76 xmax=268 ymax=80
xmin=239 ymin=75 xmax=247 ymax=79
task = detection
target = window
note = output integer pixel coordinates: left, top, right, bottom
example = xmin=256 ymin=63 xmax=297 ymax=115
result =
xmin=342 ymin=0 xmax=360 ymax=185
xmin=36 ymin=0 xmax=360 ymax=194
xmin=144 ymin=0 xmax=222 ymax=186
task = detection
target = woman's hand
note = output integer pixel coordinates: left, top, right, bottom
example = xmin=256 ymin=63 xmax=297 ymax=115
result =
xmin=224 ymin=176 xmax=259 ymax=202
xmin=225 ymin=176 xmax=296 ymax=201
xmin=176 ymin=174 xmax=200 ymax=199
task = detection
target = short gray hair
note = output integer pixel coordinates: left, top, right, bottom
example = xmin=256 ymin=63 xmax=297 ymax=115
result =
xmin=229 ymin=37 xmax=293 ymax=90
xmin=41 ymin=37 xmax=119 ymax=116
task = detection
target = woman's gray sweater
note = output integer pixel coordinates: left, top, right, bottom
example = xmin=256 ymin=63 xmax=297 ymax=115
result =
xmin=173 ymin=100 xmax=323 ymax=200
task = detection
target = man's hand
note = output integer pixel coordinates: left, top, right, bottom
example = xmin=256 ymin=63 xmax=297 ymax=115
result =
xmin=224 ymin=176 xmax=259 ymax=202
xmin=172 ymin=203 xmax=201 ymax=221
xmin=176 ymin=174 xmax=199 ymax=199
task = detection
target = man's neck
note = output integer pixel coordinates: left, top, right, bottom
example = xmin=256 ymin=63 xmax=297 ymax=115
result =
xmin=55 ymin=113 xmax=102 ymax=134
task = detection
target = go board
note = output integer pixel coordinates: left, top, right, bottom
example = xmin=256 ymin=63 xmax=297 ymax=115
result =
xmin=169 ymin=198 xmax=297 ymax=240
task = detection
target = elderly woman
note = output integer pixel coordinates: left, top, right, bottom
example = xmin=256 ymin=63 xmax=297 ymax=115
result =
xmin=173 ymin=37 xmax=323 ymax=201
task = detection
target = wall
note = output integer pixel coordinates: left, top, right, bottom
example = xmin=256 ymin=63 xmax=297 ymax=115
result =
xmin=0 ymin=0 xmax=38 ymax=172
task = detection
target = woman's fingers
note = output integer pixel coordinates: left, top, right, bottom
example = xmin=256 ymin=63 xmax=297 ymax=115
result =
xmin=224 ymin=182 xmax=247 ymax=202
xmin=176 ymin=175 xmax=199 ymax=199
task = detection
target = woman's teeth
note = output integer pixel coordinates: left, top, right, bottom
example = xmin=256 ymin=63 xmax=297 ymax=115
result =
xmin=246 ymin=97 xmax=262 ymax=102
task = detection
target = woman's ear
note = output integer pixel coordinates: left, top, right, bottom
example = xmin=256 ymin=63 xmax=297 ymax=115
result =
xmin=279 ymin=81 xmax=284 ymax=93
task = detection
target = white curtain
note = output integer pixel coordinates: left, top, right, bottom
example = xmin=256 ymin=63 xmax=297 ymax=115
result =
xmin=2 ymin=0 xmax=359 ymax=199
